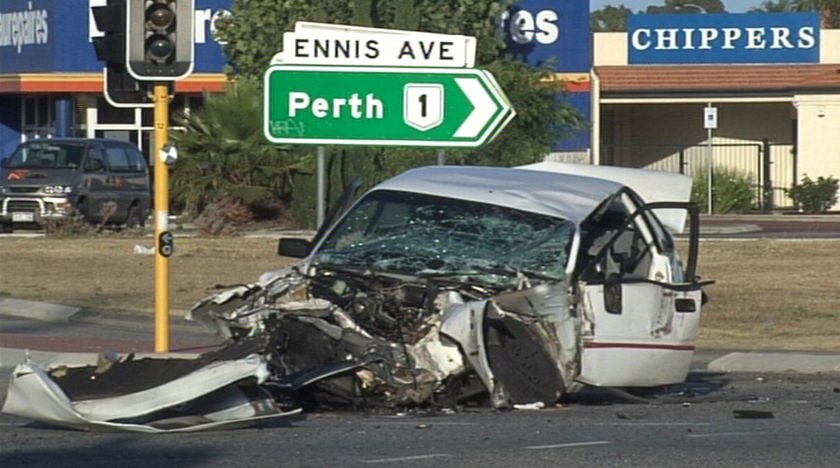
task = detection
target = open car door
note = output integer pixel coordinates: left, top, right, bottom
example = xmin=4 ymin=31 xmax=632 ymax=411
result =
xmin=575 ymin=193 xmax=709 ymax=388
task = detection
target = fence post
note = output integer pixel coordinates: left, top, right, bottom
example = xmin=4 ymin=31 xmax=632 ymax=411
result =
xmin=762 ymin=138 xmax=773 ymax=212
xmin=678 ymin=148 xmax=685 ymax=174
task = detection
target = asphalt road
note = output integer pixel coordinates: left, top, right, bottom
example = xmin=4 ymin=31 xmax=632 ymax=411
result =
xmin=1 ymin=314 xmax=839 ymax=467
xmin=1 ymin=371 xmax=838 ymax=467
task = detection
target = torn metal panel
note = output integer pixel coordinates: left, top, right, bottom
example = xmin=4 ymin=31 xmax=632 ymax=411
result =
xmin=2 ymin=356 xmax=299 ymax=433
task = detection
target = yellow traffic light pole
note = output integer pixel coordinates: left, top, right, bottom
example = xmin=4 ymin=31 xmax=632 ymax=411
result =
xmin=153 ymin=83 xmax=170 ymax=353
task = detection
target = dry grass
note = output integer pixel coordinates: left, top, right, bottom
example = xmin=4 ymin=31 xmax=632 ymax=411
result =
xmin=0 ymin=235 xmax=293 ymax=315
xmin=1 ymin=235 xmax=839 ymax=351
xmin=692 ymin=240 xmax=840 ymax=351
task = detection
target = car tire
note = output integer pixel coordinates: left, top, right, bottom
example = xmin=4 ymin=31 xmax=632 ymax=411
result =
xmin=125 ymin=204 xmax=145 ymax=229
xmin=76 ymin=199 xmax=91 ymax=223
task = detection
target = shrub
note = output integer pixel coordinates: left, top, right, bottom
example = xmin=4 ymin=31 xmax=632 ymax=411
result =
xmin=691 ymin=168 xmax=756 ymax=214
xmin=787 ymin=175 xmax=839 ymax=214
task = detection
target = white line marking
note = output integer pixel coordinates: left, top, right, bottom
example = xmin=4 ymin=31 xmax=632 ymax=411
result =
xmin=595 ymin=422 xmax=711 ymax=427
xmin=362 ymin=454 xmax=448 ymax=464
xmin=687 ymin=432 xmax=770 ymax=439
xmin=525 ymin=441 xmax=611 ymax=450
xmin=830 ymin=423 xmax=840 ymax=427
xmin=366 ymin=421 xmax=479 ymax=426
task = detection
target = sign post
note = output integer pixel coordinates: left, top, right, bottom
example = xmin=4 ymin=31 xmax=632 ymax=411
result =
xmin=704 ymin=105 xmax=718 ymax=215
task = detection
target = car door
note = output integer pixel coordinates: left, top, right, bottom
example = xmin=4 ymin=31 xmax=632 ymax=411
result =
xmin=102 ymin=141 xmax=136 ymax=223
xmin=81 ymin=142 xmax=110 ymax=222
xmin=574 ymin=191 xmax=706 ymax=388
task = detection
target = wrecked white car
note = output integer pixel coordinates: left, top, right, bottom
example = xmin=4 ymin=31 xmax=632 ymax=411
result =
xmin=188 ymin=162 xmax=710 ymax=408
xmin=2 ymin=162 xmax=710 ymax=431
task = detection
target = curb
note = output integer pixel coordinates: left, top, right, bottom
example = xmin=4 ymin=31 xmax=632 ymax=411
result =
xmin=0 ymin=298 xmax=80 ymax=322
xmin=708 ymin=352 xmax=840 ymax=374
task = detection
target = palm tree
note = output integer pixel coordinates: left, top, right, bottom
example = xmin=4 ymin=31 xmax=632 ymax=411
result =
xmin=170 ymin=80 xmax=307 ymax=220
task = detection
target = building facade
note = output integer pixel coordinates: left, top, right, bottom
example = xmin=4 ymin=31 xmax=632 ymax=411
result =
xmin=592 ymin=12 xmax=840 ymax=210
xmin=0 ymin=0 xmax=231 ymax=163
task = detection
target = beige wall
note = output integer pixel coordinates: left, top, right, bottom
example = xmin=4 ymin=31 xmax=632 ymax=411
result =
xmin=795 ymin=94 xmax=840 ymax=185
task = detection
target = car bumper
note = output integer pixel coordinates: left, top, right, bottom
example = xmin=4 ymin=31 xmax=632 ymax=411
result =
xmin=0 ymin=196 xmax=75 ymax=223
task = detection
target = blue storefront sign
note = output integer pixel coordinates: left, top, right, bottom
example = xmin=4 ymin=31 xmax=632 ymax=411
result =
xmin=503 ymin=0 xmax=592 ymax=151
xmin=629 ymin=12 xmax=820 ymax=65
xmin=0 ymin=0 xmax=231 ymax=74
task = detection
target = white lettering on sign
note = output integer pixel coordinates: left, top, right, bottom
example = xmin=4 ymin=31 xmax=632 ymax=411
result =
xmin=288 ymin=92 xmax=384 ymax=120
xmin=498 ymin=9 xmax=559 ymax=45
xmin=630 ymin=25 xmax=816 ymax=51
xmin=0 ymin=1 xmax=49 ymax=54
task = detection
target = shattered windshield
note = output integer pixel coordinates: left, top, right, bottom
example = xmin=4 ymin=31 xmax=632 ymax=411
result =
xmin=5 ymin=142 xmax=85 ymax=169
xmin=313 ymin=189 xmax=575 ymax=287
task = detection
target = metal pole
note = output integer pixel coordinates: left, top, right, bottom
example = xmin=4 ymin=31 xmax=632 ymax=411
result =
xmin=317 ymin=146 xmax=326 ymax=227
xmin=707 ymin=126 xmax=713 ymax=215
xmin=437 ymin=149 xmax=446 ymax=165
xmin=153 ymin=83 xmax=170 ymax=353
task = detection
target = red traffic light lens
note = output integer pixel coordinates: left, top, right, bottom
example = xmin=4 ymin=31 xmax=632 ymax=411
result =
xmin=147 ymin=4 xmax=175 ymax=30
xmin=146 ymin=34 xmax=174 ymax=63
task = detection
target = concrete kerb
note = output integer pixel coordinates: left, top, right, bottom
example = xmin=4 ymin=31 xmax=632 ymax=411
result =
xmin=708 ymin=352 xmax=840 ymax=374
xmin=0 ymin=298 xmax=80 ymax=323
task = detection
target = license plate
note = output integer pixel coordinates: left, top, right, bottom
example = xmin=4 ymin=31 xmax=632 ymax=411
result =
xmin=12 ymin=212 xmax=34 ymax=222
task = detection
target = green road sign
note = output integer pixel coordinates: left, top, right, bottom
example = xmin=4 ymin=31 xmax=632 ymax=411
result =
xmin=263 ymin=65 xmax=515 ymax=147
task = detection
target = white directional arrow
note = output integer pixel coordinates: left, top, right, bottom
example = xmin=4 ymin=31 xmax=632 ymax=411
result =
xmin=454 ymin=78 xmax=499 ymax=138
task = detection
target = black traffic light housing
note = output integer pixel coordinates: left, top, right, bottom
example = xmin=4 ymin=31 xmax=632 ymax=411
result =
xmin=91 ymin=0 xmax=125 ymax=63
xmin=92 ymin=0 xmax=149 ymax=106
xmin=127 ymin=0 xmax=195 ymax=81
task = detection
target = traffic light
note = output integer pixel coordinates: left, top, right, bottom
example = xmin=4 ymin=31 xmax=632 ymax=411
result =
xmin=91 ymin=0 xmax=126 ymax=64
xmin=92 ymin=0 xmax=149 ymax=106
xmin=127 ymin=0 xmax=195 ymax=81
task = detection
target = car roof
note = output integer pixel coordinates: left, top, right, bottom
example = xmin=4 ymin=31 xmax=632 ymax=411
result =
xmin=371 ymin=165 xmax=624 ymax=225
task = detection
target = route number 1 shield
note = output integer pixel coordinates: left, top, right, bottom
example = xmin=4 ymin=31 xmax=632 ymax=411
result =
xmin=404 ymin=84 xmax=444 ymax=131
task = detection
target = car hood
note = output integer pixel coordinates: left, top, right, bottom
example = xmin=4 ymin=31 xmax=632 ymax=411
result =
xmin=2 ymin=169 xmax=79 ymax=187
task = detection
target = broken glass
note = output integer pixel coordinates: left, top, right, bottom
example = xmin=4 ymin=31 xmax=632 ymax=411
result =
xmin=314 ymin=190 xmax=575 ymax=288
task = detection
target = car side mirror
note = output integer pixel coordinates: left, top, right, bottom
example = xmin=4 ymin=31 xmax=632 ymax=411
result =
xmin=278 ymin=237 xmax=312 ymax=258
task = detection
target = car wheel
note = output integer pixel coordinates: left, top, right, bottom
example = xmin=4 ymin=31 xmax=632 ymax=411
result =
xmin=125 ymin=204 xmax=145 ymax=229
xmin=76 ymin=199 xmax=91 ymax=223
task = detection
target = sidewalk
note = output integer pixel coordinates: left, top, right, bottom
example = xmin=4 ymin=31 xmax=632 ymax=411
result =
xmin=0 ymin=298 xmax=221 ymax=369
xmin=2 ymin=298 xmax=840 ymax=374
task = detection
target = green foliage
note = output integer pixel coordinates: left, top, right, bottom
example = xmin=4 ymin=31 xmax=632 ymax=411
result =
xmin=644 ymin=0 xmax=726 ymax=14
xmin=691 ymin=168 xmax=756 ymax=214
xmin=750 ymin=0 xmax=840 ymax=27
xmin=169 ymin=80 xmax=308 ymax=218
xmin=787 ymin=174 xmax=839 ymax=214
xmin=590 ymin=5 xmax=633 ymax=32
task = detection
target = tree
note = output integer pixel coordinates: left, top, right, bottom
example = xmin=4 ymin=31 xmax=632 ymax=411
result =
xmin=169 ymin=79 xmax=307 ymax=220
xmin=750 ymin=0 xmax=840 ymax=27
xmin=213 ymin=0 xmax=586 ymax=227
xmin=645 ymin=0 xmax=726 ymax=14
xmin=591 ymin=5 xmax=634 ymax=32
